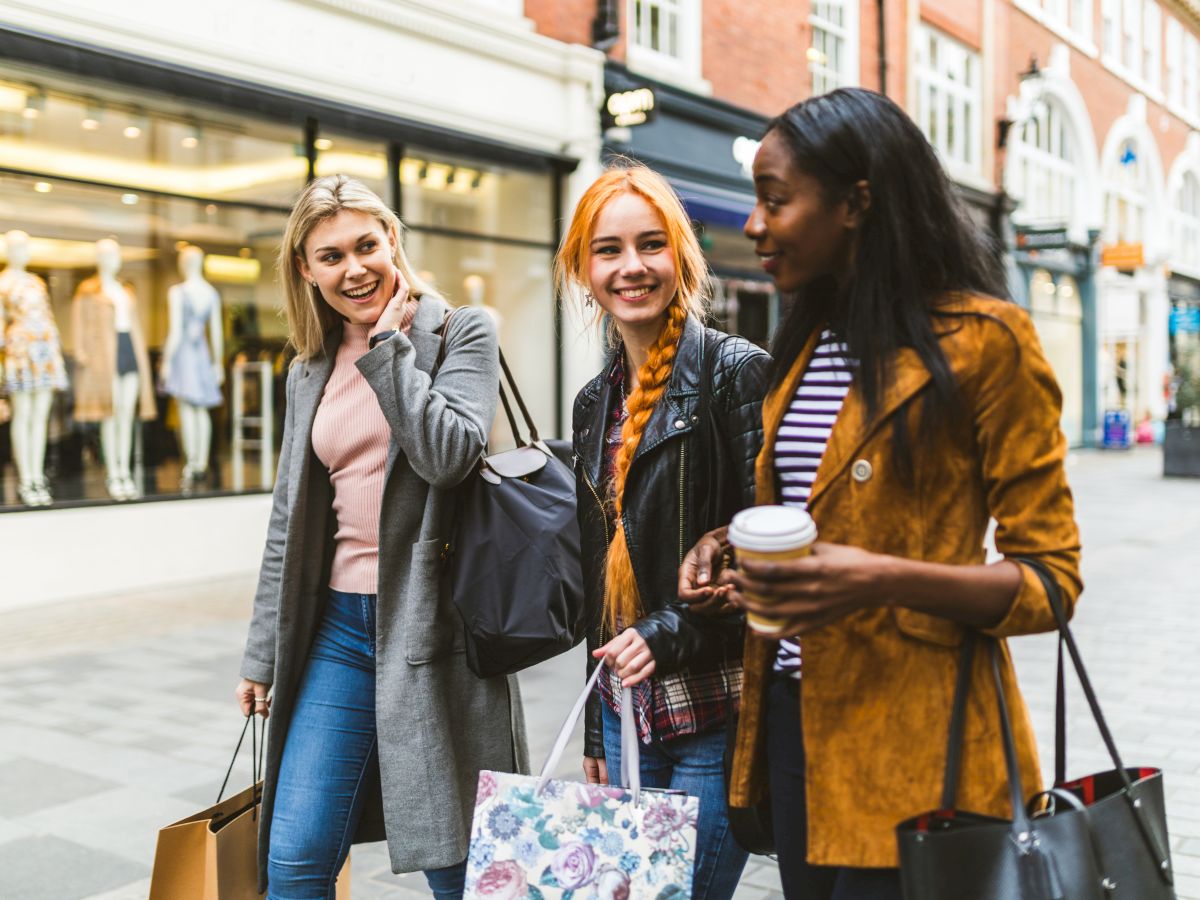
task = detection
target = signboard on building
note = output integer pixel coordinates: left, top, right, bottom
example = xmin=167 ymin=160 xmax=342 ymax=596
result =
xmin=1170 ymin=304 xmax=1200 ymax=335
xmin=601 ymin=87 xmax=657 ymax=129
xmin=1101 ymin=242 xmax=1145 ymax=270
xmin=1015 ymin=226 xmax=1071 ymax=250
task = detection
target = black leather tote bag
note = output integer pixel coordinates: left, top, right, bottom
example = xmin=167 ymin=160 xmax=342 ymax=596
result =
xmin=896 ymin=562 xmax=1175 ymax=900
xmin=438 ymin=316 xmax=585 ymax=678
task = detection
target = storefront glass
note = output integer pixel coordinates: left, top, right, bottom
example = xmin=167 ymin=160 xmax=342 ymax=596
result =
xmin=0 ymin=62 xmax=558 ymax=511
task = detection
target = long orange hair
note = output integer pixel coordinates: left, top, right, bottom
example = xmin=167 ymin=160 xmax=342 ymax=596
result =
xmin=554 ymin=163 xmax=708 ymax=633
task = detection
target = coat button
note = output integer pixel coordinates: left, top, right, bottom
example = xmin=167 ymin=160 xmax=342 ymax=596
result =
xmin=581 ymin=427 xmax=590 ymax=437
xmin=691 ymin=414 xmax=699 ymax=423
xmin=851 ymin=459 xmax=873 ymax=482
xmin=674 ymin=419 xmax=685 ymax=429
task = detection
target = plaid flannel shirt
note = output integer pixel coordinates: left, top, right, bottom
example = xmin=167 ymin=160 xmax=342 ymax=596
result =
xmin=596 ymin=358 xmax=743 ymax=744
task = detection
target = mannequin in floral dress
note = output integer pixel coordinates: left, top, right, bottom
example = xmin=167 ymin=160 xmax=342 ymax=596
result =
xmin=0 ymin=230 xmax=68 ymax=506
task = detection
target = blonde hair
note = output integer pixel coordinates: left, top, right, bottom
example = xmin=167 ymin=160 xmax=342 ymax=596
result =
xmin=279 ymin=174 xmax=433 ymax=360
xmin=554 ymin=163 xmax=709 ymax=633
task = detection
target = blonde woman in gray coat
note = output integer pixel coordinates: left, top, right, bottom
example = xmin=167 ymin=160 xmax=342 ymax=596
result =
xmin=236 ymin=175 xmax=528 ymax=900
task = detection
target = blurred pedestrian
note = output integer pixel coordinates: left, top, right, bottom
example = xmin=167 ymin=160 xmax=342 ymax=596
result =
xmin=556 ymin=163 xmax=771 ymax=900
xmin=679 ymin=88 xmax=1082 ymax=900
xmin=236 ymin=174 xmax=525 ymax=900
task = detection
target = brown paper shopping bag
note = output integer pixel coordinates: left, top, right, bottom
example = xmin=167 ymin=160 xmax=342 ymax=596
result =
xmin=150 ymin=716 xmax=350 ymax=899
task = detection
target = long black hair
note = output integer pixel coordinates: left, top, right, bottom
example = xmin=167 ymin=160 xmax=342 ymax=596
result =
xmin=765 ymin=89 xmax=1009 ymax=475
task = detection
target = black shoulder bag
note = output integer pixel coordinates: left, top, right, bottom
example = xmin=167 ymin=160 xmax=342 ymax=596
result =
xmin=896 ymin=561 xmax=1174 ymax=899
xmin=437 ymin=312 xmax=585 ymax=679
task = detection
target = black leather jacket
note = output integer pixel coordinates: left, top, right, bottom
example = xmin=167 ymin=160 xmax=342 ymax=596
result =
xmin=572 ymin=316 xmax=770 ymax=758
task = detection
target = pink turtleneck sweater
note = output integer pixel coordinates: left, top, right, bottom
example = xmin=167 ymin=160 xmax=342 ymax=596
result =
xmin=311 ymin=323 xmax=391 ymax=594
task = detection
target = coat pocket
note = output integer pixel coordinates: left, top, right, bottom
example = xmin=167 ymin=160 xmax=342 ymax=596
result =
xmin=404 ymin=538 xmax=463 ymax=665
xmin=891 ymin=607 xmax=964 ymax=648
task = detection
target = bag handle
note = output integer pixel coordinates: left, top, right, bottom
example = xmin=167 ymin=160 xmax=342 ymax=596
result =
xmin=536 ymin=664 xmax=641 ymax=804
xmin=216 ymin=713 xmax=266 ymax=807
xmin=1012 ymin=557 xmax=1173 ymax=883
xmin=938 ymin=632 xmax=977 ymax=809
xmin=437 ymin=309 xmax=540 ymax=449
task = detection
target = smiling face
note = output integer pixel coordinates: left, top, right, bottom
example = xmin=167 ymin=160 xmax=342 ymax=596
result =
xmin=586 ymin=191 xmax=679 ymax=346
xmin=744 ymin=129 xmax=859 ymax=293
xmin=297 ymin=209 xmax=397 ymax=326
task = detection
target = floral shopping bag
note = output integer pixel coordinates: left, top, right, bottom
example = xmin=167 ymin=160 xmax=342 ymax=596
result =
xmin=465 ymin=667 xmax=699 ymax=900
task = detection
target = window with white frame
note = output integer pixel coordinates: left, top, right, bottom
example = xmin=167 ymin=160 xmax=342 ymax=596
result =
xmin=1103 ymin=0 xmax=1118 ymax=58
xmin=1167 ymin=18 xmax=1183 ymax=107
xmin=1142 ymin=1 xmax=1161 ymax=89
xmin=1176 ymin=171 xmax=1200 ymax=270
xmin=1012 ymin=100 xmax=1078 ymax=226
xmin=914 ymin=24 xmax=982 ymax=177
xmin=1018 ymin=0 xmax=1093 ymax=43
xmin=809 ymin=1 xmax=858 ymax=96
xmin=627 ymin=0 xmax=700 ymax=77
xmin=1106 ymin=138 xmax=1148 ymax=243
xmin=1186 ymin=33 xmax=1200 ymax=118
xmin=1123 ymin=0 xmax=1142 ymax=76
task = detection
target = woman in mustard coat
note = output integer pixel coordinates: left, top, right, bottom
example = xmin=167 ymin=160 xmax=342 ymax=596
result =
xmin=679 ymin=89 xmax=1081 ymax=898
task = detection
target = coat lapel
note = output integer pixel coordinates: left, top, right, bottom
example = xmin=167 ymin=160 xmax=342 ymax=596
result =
xmin=407 ymin=293 xmax=451 ymax=380
xmin=806 ymin=347 xmax=931 ymax=510
xmin=287 ymin=329 xmax=338 ymax=508
xmin=634 ymin=316 xmax=702 ymax=463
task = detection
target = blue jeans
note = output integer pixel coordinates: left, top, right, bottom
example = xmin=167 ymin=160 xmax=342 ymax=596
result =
xmin=601 ymin=702 xmax=748 ymax=900
xmin=766 ymin=676 xmax=902 ymax=900
xmin=267 ymin=589 xmax=467 ymax=900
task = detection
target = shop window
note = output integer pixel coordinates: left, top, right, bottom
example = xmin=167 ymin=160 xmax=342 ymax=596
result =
xmin=1012 ymin=99 xmax=1078 ymax=227
xmin=915 ymin=24 xmax=982 ymax=179
xmin=809 ymin=1 xmax=858 ymax=97
xmin=1174 ymin=171 xmax=1200 ymax=271
xmin=400 ymin=148 xmax=553 ymax=244
xmin=314 ymin=133 xmax=389 ymax=203
xmin=626 ymin=0 xmax=702 ymax=82
xmin=400 ymin=230 xmax=556 ymax=446
xmin=0 ymin=75 xmax=307 ymax=207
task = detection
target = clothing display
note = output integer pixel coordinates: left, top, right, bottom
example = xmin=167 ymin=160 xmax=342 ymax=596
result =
xmin=71 ymin=276 xmax=156 ymax=423
xmin=162 ymin=284 xmax=223 ymax=409
xmin=0 ymin=270 xmax=69 ymax=394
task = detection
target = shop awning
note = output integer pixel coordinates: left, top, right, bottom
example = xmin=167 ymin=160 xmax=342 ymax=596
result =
xmin=671 ymin=178 xmax=755 ymax=230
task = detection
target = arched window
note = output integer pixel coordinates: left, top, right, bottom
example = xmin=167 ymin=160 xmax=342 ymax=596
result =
xmin=1105 ymin=137 xmax=1148 ymax=244
xmin=1011 ymin=99 xmax=1077 ymax=226
xmin=1174 ymin=170 xmax=1200 ymax=271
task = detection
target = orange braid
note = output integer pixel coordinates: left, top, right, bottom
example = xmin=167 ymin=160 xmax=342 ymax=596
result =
xmin=603 ymin=299 xmax=690 ymax=634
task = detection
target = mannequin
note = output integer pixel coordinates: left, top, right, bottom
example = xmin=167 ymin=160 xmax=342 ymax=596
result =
xmin=71 ymin=238 xmax=156 ymax=501
xmin=0 ymin=230 xmax=69 ymax=506
xmin=462 ymin=273 xmax=502 ymax=330
xmin=161 ymin=245 xmax=224 ymax=488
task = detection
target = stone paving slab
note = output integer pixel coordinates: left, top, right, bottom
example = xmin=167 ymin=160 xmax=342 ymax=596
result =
xmin=0 ymin=448 xmax=1196 ymax=899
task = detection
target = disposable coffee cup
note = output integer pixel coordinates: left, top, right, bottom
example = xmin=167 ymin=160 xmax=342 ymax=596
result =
xmin=727 ymin=505 xmax=818 ymax=634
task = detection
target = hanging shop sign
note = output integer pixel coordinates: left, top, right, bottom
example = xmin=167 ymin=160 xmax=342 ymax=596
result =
xmin=1170 ymin=304 xmax=1200 ymax=335
xmin=601 ymin=86 xmax=657 ymax=129
xmin=1015 ymin=226 xmax=1071 ymax=251
xmin=1100 ymin=242 xmax=1144 ymax=270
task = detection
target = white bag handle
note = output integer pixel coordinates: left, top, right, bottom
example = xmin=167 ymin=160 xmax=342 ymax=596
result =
xmin=536 ymin=664 xmax=641 ymax=804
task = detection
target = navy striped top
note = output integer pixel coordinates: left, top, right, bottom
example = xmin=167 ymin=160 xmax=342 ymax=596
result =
xmin=772 ymin=330 xmax=855 ymax=676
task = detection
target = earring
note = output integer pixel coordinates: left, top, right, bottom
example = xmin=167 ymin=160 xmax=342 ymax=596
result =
xmin=583 ymin=290 xmax=595 ymax=309
xmin=310 ymin=280 xmax=318 ymax=288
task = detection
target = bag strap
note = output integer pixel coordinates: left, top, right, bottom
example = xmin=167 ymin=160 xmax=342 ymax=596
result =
xmin=437 ymin=309 xmax=539 ymax=449
xmin=216 ymin=713 xmax=265 ymax=806
xmin=1012 ymin=556 xmax=1172 ymax=883
xmin=939 ymin=632 xmax=977 ymax=809
xmin=537 ymin=664 xmax=641 ymax=804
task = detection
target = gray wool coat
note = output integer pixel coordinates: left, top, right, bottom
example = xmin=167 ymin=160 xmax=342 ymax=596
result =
xmin=240 ymin=294 xmax=529 ymax=883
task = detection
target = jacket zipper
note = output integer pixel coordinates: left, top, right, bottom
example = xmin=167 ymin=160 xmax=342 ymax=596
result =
xmin=678 ymin=440 xmax=687 ymax=564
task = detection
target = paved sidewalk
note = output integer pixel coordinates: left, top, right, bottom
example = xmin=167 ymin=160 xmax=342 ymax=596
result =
xmin=0 ymin=447 xmax=1196 ymax=899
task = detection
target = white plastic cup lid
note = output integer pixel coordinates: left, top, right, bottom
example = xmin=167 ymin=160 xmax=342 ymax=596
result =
xmin=727 ymin=505 xmax=818 ymax=553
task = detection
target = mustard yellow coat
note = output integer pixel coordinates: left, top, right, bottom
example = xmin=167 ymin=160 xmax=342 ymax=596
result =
xmin=727 ymin=295 xmax=1082 ymax=868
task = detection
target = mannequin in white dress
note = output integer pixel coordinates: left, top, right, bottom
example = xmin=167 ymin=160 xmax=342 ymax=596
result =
xmin=161 ymin=246 xmax=224 ymax=488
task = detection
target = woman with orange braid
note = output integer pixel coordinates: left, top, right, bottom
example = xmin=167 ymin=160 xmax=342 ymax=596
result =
xmin=556 ymin=163 xmax=771 ymax=900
